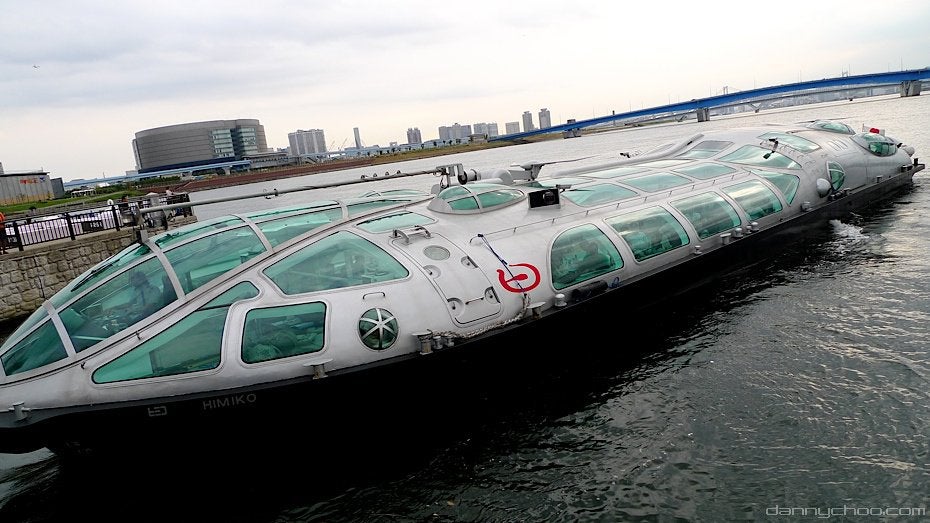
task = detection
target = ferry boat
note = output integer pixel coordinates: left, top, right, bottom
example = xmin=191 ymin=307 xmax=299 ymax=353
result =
xmin=0 ymin=121 xmax=923 ymax=455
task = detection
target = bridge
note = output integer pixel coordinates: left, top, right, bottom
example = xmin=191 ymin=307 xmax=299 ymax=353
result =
xmin=491 ymin=68 xmax=930 ymax=142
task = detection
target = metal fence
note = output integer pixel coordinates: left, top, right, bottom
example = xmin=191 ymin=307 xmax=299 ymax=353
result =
xmin=1 ymin=193 xmax=192 ymax=252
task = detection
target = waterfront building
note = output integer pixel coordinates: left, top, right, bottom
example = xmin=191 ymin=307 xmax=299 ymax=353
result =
xmin=522 ymin=111 xmax=535 ymax=132
xmin=505 ymin=121 xmax=521 ymax=134
xmin=288 ymin=129 xmax=327 ymax=156
xmin=353 ymin=127 xmax=363 ymax=149
xmin=407 ymin=127 xmax=422 ymax=144
xmin=487 ymin=123 xmax=499 ymax=137
xmin=0 ymin=169 xmax=60 ymax=205
xmin=472 ymin=122 xmax=499 ymax=138
xmin=539 ymin=108 xmax=552 ymax=129
xmin=132 ymin=119 xmax=268 ymax=174
xmin=438 ymin=123 xmax=473 ymax=142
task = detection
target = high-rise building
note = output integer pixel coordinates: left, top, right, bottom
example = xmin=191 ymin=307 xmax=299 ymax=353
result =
xmin=438 ymin=123 xmax=472 ymax=141
xmin=522 ymin=111 xmax=535 ymax=132
xmin=133 ymin=119 xmax=268 ymax=173
xmin=487 ymin=123 xmax=499 ymax=137
xmin=505 ymin=121 xmax=521 ymax=134
xmin=407 ymin=127 xmax=422 ymax=144
xmin=538 ymin=108 xmax=552 ymax=129
xmin=353 ymin=127 xmax=363 ymax=149
xmin=288 ymin=129 xmax=327 ymax=156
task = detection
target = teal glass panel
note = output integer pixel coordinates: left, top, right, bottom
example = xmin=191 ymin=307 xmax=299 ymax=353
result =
xmin=203 ymin=282 xmax=259 ymax=309
xmin=753 ymin=170 xmax=800 ymax=204
xmin=165 ymin=226 xmax=265 ymax=293
xmin=258 ymin=208 xmax=344 ymax=247
xmin=677 ymin=140 xmax=733 ymax=159
xmin=550 ymin=224 xmax=623 ymax=290
xmin=61 ymin=257 xmax=176 ymax=352
xmin=606 ymin=207 xmax=690 ymax=262
xmin=356 ymin=211 xmax=434 ymax=233
xmin=562 ymin=183 xmax=638 ymax=207
xmin=720 ymin=145 xmax=801 ymax=169
xmin=828 ymin=162 xmax=846 ymax=191
xmin=722 ymin=180 xmax=783 ymax=221
xmin=242 ymin=302 xmax=326 ymax=363
xmin=265 ymin=231 xmax=409 ymax=295
xmin=582 ymin=167 xmax=647 ymax=179
xmin=50 ymin=243 xmax=152 ymax=308
xmin=437 ymin=186 xmax=470 ymax=200
xmin=153 ymin=217 xmax=244 ymax=249
xmin=674 ymin=163 xmax=737 ymax=180
xmin=475 ymin=188 xmax=523 ymax=208
xmin=623 ymin=172 xmax=691 ymax=193
xmin=0 ymin=307 xmax=48 ymax=353
xmin=758 ymin=132 xmax=821 ymax=153
xmin=93 ymin=307 xmax=227 ymax=383
xmin=346 ymin=199 xmax=410 ymax=217
xmin=672 ymin=192 xmax=742 ymax=240
xmin=1 ymin=321 xmax=67 ymax=376
xmin=246 ymin=201 xmax=339 ymax=221
xmin=852 ymin=133 xmax=897 ymax=156
xmin=806 ymin=120 xmax=854 ymax=134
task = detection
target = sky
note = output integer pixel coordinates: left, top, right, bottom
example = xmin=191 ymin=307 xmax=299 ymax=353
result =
xmin=1 ymin=1 xmax=929 ymax=182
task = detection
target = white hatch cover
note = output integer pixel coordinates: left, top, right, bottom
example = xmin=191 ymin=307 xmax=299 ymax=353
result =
xmin=391 ymin=228 xmax=502 ymax=325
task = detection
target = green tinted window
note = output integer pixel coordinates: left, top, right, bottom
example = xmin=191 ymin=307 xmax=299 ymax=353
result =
xmin=623 ymin=172 xmax=691 ymax=193
xmin=0 ymin=307 xmax=48 ymax=353
xmin=242 ymin=302 xmax=325 ymax=363
xmin=165 ymin=226 xmax=265 ymax=293
xmin=828 ymin=162 xmax=846 ymax=191
xmin=50 ymin=244 xmax=152 ymax=308
xmin=672 ymin=192 xmax=742 ymax=240
xmin=258 ymin=208 xmax=344 ymax=247
xmin=357 ymin=211 xmax=434 ymax=233
xmin=1 ymin=321 xmax=67 ymax=376
xmin=527 ymin=177 xmax=590 ymax=188
xmin=93 ymin=307 xmax=227 ymax=383
xmin=722 ymin=181 xmax=783 ymax=221
xmin=606 ymin=207 xmax=690 ymax=262
xmin=550 ymin=225 xmax=623 ymax=290
xmin=582 ymin=167 xmax=647 ymax=179
xmin=60 ymin=257 xmax=177 ymax=352
xmin=759 ymin=132 xmax=820 ymax=153
xmin=346 ymin=199 xmax=410 ymax=216
xmin=753 ymin=170 xmax=800 ymax=204
xmin=720 ymin=145 xmax=801 ymax=169
xmin=476 ymin=188 xmax=524 ymax=208
xmin=203 ymin=282 xmax=259 ymax=308
xmin=246 ymin=201 xmax=338 ymax=221
xmin=674 ymin=163 xmax=737 ymax=180
xmin=637 ymin=159 xmax=692 ymax=168
xmin=265 ymin=231 xmax=408 ymax=294
xmin=449 ymin=197 xmax=479 ymax=210
xmin=562 ymin=183 xmax=639 ymax=207
xmin=806 ymin=120 xmax=854 ymax=134
xmin=153 ymin=217 xmax=244 ymax=249
xmin=677 ymin=140 xmax=733 ymax=159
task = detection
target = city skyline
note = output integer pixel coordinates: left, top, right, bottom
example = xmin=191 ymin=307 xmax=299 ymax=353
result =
xmin=2 ymin=1 xmax=929 ymax=181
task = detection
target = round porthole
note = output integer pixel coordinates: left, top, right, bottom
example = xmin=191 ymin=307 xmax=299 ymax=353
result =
xmin=358 ymin=308 xmax=398 ymax=350
xmin=423 ymin=245 xmax=451 ymax=260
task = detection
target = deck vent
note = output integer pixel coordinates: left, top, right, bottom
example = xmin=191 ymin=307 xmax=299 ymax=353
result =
xmin=529 ymin=188 xmax=560 ymax=208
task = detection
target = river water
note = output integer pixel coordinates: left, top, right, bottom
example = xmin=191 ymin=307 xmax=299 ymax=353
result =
xmin=2 ymin=95 xmax=929 ymax=522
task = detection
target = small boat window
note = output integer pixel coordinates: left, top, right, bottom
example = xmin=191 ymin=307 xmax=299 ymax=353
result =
xmin=562 ymin=183 xmax=638 ymax=207
xmin=346 ymin=198 xmax=414 ymax=217
xmin=60 ymin=257 xmax=178 ymax=352
xmin=806 ymin=120 xmax=855 ymax=134
xmin=242 ymin=302 xmax=325 ymax=363
xmin=49 ymin=243 xmax=152 ymax=309
xmin=93 ymin=283 xmax=256 ymax=383
xmin=758 ymin=132 xmax=820 ymax=153
xmin=581 ymin=167 xmax=647 ymax=179
xmin=673 ymin=163 xmax=737 ymax=180
xmin=606 ymin=207 xmax=690 ymax=262
xmin=428 ymin=184 xmax=525 ymax=213
xmin=1 ymin=320 xmax=67 ymax=377
xmin=0 ymin=307 xmax=47 ymax=353
xmin=672 ymin=192 xmax=742 ymax=240
xmin=153 ymin=216 xmax=245 ymax=249
xmin=246 ymin=201 xmax=339 ymax=221
xmin=550 ymin=224 xmax=623 ymax=290
xmin=722 ymin=181 xmax=783 ymax=221
xmin=356 ymin=211 xmax=434 ymax=233
xmin=828 ymin=162 xmax=846 ymax=191
xmin=752 ymin=169 xmax=800 ymax=204
xmin=258 ymin=207 xmax=344 ymax=247
xmin=265 ymin=231 xmax=409 ymax=295
xmin=165 ymin=226 xmax=266 ymax=293
xmin=622 ymin=172 xmax=691 ymax=193
xmin=719 ymin=145 xmax=801 ymax=169
xmin=636 ymin=159 xmax=692 ymax=168
xmin=852 ymin=132 xmax=898 ymax=156
xmin=677 ymin=140 xmax=733 ymax=159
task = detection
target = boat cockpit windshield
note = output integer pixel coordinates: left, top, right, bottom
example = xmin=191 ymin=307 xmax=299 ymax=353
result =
xmin=852 ymin=132 xmax=899 ymax=156
xmin=428 ymin=184 xmax=525 ymax=213
xmin=719 ymin=146 xmax=802 ymax=170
